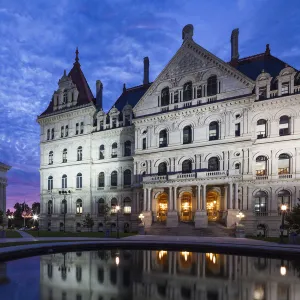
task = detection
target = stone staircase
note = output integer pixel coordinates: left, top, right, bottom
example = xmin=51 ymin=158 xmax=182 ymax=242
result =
xmin=145 ymin=221 xmax=234 ymax=237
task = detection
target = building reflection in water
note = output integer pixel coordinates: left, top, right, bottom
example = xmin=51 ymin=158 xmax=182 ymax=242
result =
xmin=40 ymin=250 xmax=300 ymax=300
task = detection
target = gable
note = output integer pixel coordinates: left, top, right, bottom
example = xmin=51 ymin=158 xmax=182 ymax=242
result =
xmin=133 ymin=39 xmax=255 ymax=117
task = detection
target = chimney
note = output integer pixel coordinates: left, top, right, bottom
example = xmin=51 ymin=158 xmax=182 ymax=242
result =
xmin=143 ymin=57 xmax=149 ymax=85
xmin=230 ymin=28 xmax=239 ymax=66
xmin=96 ymin=80 xmax=103 ymax=109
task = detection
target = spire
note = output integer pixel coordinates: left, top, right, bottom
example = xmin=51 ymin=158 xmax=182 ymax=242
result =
xmin=74 ymin=47 xmax=80 ymax=66
xmin=265 ymin=44 xmax=271 ymax=55
xmin=123 ymin=83 xmax=126 ymax=92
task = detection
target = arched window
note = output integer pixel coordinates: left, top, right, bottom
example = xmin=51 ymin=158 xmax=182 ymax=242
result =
xmin=63 ymin=91 xmax=68 ymax=104
xmin=111 ymin=171 xmax=118 ymax=187
xmin=278 ymin=153 xmax=290 ymax=174
xmin=254 ymin=191 xmax=268 ymax=215
xmin=76 ymin=199 xmax=83 ymax=214
xmin=48 ymin=176 xmax=53 ymax=191
xmin=182 ymin=160 xmax=192 ymax=173
xmin=98 ymin=198 xmax=105 ymax=215
xmin=61 ymin=199 xmax=67 ymax=214
xmin=76 ymin=173 xmax=82 ymax=189
xmin=47 ymin=200 xmax=53 ymax=215
xmin=98 ymin=172 xmax=105 ymax=188
xmin=235 ymin=163 xmax=241 ymax=173
xmin=256 ymin=156 xmax=267 ymax=176
xmin=159 ymin=130 xmax=168 ymax=147
xmin=256 ymin=119 xmax=267 ymax=139
xmin=158 ymin=162 xmax=167 ymax=175
xmin=76 ymin=266 xmax=82 ymax=282
xmin=183 ymin=126 xmax=192 ymax=144
xmin=209 ymin=122 xmax=219 ymax=140
xmin=183 ymin=81 xmax=192 ymax=101
xmin=277 ymin=190 xmax=291 ymax=212
xmin=123 ymin=169 xmax=131 ymax=186
xmin=111 ymin=143 xmax=117 ymax=158
xmin=49 ymin=151 xmax=53 ymax=164
xmin=161 ymin=87 xmax=170 ymax=106
xmin=207 ymin=75 xmax=217 ymax=96
xmin=111 ymin=198 xmax=118 ymax=214
xmin=62 ymin=149 xmax=67 ymax=163
xmin=279 ymin=115 xmax=290 ymax=136
xmin=208 ymin=157 xmax=219 ymax=171
xmin=124 ymin=141 xmax=131 ymax=156
xmin=77 ymin=146 xmax=82 ymax=161
xmin=99 ymin=145 xmax=105 ymax=160
xmin=124 ymin=197 xmax=131 ymax=214
xmin=62 ymin=174 xmax=67 ymax=189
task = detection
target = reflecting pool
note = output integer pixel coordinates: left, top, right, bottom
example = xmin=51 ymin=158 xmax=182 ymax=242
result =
xmin=0 ymin=250 xmax=300 ymax=299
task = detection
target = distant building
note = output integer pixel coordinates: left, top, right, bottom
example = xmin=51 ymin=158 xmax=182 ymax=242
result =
xmin=0 ymin=162 xmax=11 ymax=214
xmin=37 ymin=24 xmax=300 ymax=236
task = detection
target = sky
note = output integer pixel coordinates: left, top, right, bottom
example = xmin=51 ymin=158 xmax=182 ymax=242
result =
xmin=0 ymin=0 xmax=300 ymax=210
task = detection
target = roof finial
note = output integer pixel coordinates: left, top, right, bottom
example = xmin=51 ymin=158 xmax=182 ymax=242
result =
xmin=261 ymin=69 xmax=265 ymax=73
xmin=75 ymin=47 xmax=79 ymax=63
xmin=123 ymin=83 xmax=126 ymax=92
xmin=265 ymin=44 xmax=271 ymax=55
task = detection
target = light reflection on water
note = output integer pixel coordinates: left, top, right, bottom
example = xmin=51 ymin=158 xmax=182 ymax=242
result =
xmin=0 ymin=250 xmax=300 ymax=300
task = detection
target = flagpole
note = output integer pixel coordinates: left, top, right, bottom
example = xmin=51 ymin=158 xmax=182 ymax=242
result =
xmin=23 ymin=200 xmax=26 ymax=228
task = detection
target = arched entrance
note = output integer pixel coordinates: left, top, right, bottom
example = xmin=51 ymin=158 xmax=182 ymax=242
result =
xmin=157 ymin=193 xmax=168 ymax=222
xmin=180 ymin=192 xmax=193 ymax=222
xmin=206 ymin=190 xmax=220 ymax=221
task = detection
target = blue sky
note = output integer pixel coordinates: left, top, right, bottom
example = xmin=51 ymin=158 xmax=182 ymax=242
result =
xmin=0 ymin=0 xmax=300 ymax=209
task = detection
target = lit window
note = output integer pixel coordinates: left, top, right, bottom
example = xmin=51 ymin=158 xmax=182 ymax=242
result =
xmin=111 ymin=198 xmax=117 ymax=214
xmin=282 ymin=82 xmax=289 ymax=95
xmin=278 ymin=153 xmax=290 ymax=174
xmin=124 ymin=198 xmax=131 ymax=214
xmin=76 ymin=199 xmax=83 ymax=214
xmin=256 ymin=119 xmax=267 ymax=139
xmin=254 ymin=191 xmax=267 ymax=214
xmin=256 ymin=156 xmax=267 ymax=176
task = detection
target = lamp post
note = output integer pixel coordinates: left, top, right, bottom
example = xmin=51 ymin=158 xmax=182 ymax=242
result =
xmin=33 ymin=214 xmax=39 ymax=237
xmin=280 ymin=259 xmax=287 ymax=276
xmin=139 ymin=213 xmax=145 ymax=226
xmin=59 ymin=190 xmax=71 ymax=233
xmin=236 ymin=211 xmax=245 ymax=225
xmin=8 ymin=215 xmax=14 ymax=228
xmin=280 ymin=204 xmax=287 ymax=243
xmin=58 ymin=252 xmax=70 ymax=279
xmin=116 ymin=205 xmax=120 ymax=239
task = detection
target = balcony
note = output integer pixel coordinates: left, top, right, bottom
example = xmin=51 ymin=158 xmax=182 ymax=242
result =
xmin=278 ymin=174 xmax=293 ymax=179
xmin=256 ymin=175 xmax=268 ymax=180
xmin=168 ymin=172 xmax=196 ymax=180
xmin=143 ymin=175 xmax=167 ymax=183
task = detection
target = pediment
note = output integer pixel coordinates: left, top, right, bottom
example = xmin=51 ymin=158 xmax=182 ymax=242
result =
xmin=134 ymin=39 xmax=255 ymax=113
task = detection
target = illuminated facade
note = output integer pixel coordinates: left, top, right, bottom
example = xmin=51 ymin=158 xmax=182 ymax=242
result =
xmin=38 ymin=24 xmax=300 ymax=236
xmin=39 ymin=250 xmax=300 ymax=300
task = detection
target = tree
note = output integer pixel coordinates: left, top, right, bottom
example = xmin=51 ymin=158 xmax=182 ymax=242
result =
xmin=0 ymin=210 xmax=5 ymax=230
xmin=31 ymin=202 xmax=40 ymax=215
xmin=285 ymin=202 xmax=300 ymax=233
xmin=102 ymin=203 xmax=111 ymax=227
xmin=13 ymin=202 xmax=30 ymax=220
xmin=82 ymin=214 xmax=94 ymax=232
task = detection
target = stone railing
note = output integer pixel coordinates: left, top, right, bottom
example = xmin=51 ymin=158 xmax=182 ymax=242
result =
xmin=142 ymin=175 xmax=167 ymax=182
xmin=255 ymin=175 xmax=268 ymax=180
xmin=279 ymin=174 xmax=293 ymax=179
xmin=176 ymin=172 xmax=196 ymax=179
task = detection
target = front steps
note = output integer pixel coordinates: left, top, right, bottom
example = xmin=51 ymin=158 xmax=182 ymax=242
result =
xmin=145 ymin=221 xmax=234 ymax=237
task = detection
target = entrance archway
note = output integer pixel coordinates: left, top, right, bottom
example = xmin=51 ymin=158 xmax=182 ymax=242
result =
xmin=157 ymin=193 xmax=168 ymax=222
xmin=180 ymin=192 xmax=192 ymax=222
xmin=206 ymin=190 xmax=220 ymax=221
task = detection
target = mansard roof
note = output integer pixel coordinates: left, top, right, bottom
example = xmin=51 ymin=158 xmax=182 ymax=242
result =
xmin=38 ymin=49 xmax=95 ymax=118
xmin=235 ymin=52 xmax=295 ymax=81
xmin=109 ymin=83 xmax=152 ymax=113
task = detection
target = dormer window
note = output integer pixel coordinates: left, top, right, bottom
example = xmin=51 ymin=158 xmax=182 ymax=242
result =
xmin=124 ymin=115 xmax=131 ymax=126
xmin=183 ymin=82 xmax=192 ymax=101
xmin=47 ymin=129 xmax=50 ymax=140
xmin=174 ymin=91 xmax=179 ymax=103
xmin=207 ymin=76 xmax=217 ymax=96
xmin=161 ymin=87 xmax=170 ymax=106
xmin=281 ymin=82 xmax=289 ymax=95
xmin=259 ymin=86 xmax=267 ymax=100
xmin=197 ymin=86 xmax=202 ymax=98
xmin=99 ymin=121 xmax=104 ymax=131
xmin=112 ymin=118 xmax=117 ymax=128
xmin=63 ymin=92 xmax=67 ymax=104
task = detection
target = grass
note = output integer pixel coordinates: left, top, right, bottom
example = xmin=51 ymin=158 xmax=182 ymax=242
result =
xmin=26 ymin=230 xmax=136 ymax=238
xmin=247 ymin=236 xmax=289 ymax=244
xmin=4 ymin=230 xmax=22 ymax=238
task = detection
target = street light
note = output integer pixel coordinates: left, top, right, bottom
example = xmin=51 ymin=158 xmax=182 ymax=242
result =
xmin=280 ymin=265 xmax=287 ymax=276
xmin=236 ymin=211 xmax=245 ymax=225
xmin=8 ymin=215 xmax=14 ymax=228
xmin=59 ymin=190 xmax=71 ymax=233
xmin=33 ymin=214 xmax=39 ymax=236
xmin=139 ymin=213 xmax=145 ymax=226
xmin=115 ymin=256 xmax=120 ymax=266
xmin=116 ymin=205 xmax=120 ymax=239
xmin=280 ymin=204 xmax=287 ymax=243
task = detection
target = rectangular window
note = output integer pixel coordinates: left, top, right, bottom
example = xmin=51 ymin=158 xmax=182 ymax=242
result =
xmin=76 ymin=176 xmax=82 ymax=189
xmin=174 ymin=91 xmax=178 ymax=103
xmin=47 ymin=129 xmax=50 ymax=140
xmin=124 ymin=115 xmax=130 ymax=126
xmin=282 ymin=82 xmax=289 ymax=95
xmin=123 ymin=206 xmax=131 ymax=214
xmin=100 ymin=121 xmax=103 ymax=131
xmin=65 ymin=125 xmax=68 ymax=137
xmin=51 ymin=128 xmax=54 ymax=139
xmin=80 ymin=122 xmax=84 ymax=134
xmin=197 ymin=86 xmax=202 ymax=98
xmin=142 ymin=138 xmax=146 ymax=150
xmin=259 ymin=87 xmax=267 ymax=100
xmin=61 ymin=126 xmax=64 ymax=138
xmin=235 ymin=123 xmax=241 ymax=137
xmin=76 ymin=123 xmax=79 ymax=135
xmin=112 ymin=118 xmax=117 ymax=128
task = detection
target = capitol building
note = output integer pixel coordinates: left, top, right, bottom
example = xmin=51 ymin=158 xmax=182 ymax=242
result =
xmin=37 ymin=24 xmax=300 ymax=236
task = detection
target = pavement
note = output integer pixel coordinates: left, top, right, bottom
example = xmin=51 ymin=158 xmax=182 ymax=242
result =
xmin=1 ymin=234 xmax=300 ymax=261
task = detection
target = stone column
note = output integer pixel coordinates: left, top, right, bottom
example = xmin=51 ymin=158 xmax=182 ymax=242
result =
xmin=136 ymin=191 xmax=140 ymax=213
xmin=234 ymin=182 xmax=239 ymax=209
xmin=201 ymin=184 xmax=206 ymax=210
xmin=197 ymin=185 xmax=201 ymax=210
xmin=224 ymin=186 xmax=228 ymax=210
xmin=143 ymin=188 xmax=147 ymax=211
xmin=168 ymin=187 xmax=173 ymax=211
xmin=147 ymin=188 xmax=152 ymax=211
xmin=173 ymin=186 xmax=177 ymax=211
xmin=228 ymin=183 xmax=233 ymax=209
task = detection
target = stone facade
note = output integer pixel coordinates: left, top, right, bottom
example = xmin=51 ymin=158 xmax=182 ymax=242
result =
xmin=37 ymin=24 xmax=300 ymax=236
xmin=0 ymin=162 xmax=11 ymax=215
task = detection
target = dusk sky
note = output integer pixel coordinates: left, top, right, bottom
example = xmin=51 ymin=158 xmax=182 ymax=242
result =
xmin=1 ymin=0 xmax=300 ymax=210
